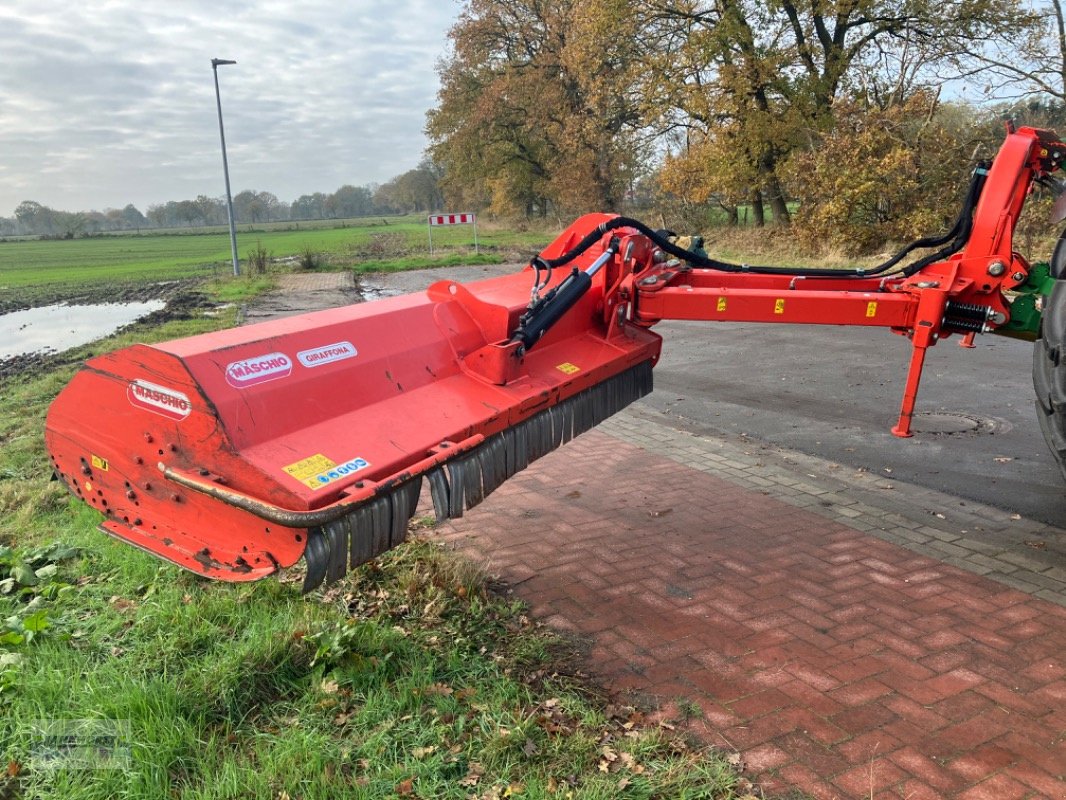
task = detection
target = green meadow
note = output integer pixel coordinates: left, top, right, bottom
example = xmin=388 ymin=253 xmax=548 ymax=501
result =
xmin=0 ymin=214 xmax=551 ymax=292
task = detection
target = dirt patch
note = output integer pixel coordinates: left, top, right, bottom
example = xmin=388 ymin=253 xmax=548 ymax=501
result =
xmin=0 ymin=278 xmax=201 ymax=317
xmin=135 ymin=289 xmax=214 ymax=326
xmin=241 ymin=271 xmax=386 ymax=324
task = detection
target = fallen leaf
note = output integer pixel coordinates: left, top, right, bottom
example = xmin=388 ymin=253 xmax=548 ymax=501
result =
xmin=423 ymin=683 xmax=454 ymax=697
xmin=109 ymin=596 xmax=136 ymax=612
xmin=459 ymin=773 xmax=481 ymax=788
xmin=412 ymin=746 xmax=436 ymax=759
xmin=1025 ymin=540 xmax=1047 ymax=550
xmin=320 ymin=679 xmax=340 ymax=695
xmin=522 ymin=738 xmax=538 ymax=757
xmin=396 ymin=777 xmax=415 ymax=795
xmin=617 ymin=777 xmax=631 ymax=789
xmin=7 ymin=761 xmax=21 ymax=777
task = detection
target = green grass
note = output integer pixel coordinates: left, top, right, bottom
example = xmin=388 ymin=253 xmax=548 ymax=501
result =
xmin=352 ymin=252 xmax=506 ymax=273
xmin=206 ymin=275 xmax=278 ymax=303
xmin=0 ymin=277 xmax=761 ymax=800
xmin=0 ymin=215 xmax=552 ymax=293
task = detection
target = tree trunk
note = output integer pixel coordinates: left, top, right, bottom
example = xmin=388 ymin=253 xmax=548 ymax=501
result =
xmin=766 ymin=176 xmax=791 ymax=226
xmin=758 ymin=152 xmax=791 ymax=226
xmin=751 ymin=191 xmax=765 ymax=227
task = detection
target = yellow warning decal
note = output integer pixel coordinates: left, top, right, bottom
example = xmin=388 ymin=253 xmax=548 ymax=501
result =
xmin=774 ymin=299 xmax=786 ymax=314
xmin=716 ymin=297 xmax=727 ymax=312
xmin=556 ymin=362 xmax=581 ymax=375
xmin=866 ymin=301 xmax=878 ymax=318
xmin=283 ymin=454 xmax=337 ymax=489
xmin=91 ymin=454 xmax=109 ymax=471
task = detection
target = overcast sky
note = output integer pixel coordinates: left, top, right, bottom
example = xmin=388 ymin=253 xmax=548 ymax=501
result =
xmin=0 ymin=1 xmax=462 ymax=215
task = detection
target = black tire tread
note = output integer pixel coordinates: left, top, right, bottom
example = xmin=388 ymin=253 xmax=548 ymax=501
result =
xmin=1052 ymin=227 xmax=1066 ymax=280
xmin=1034 ymin=276 xmax=1066 ymax=480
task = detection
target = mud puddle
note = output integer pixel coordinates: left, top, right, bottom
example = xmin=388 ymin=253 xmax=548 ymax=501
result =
xmin=0 ymin=301 xmax=165 ymax=359
xmin=0 ymin=283 xmax=215 ymax=379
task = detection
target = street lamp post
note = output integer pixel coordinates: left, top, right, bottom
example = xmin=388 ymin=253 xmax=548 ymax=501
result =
xmin=211 ymin=58 xmax=240 ymax=277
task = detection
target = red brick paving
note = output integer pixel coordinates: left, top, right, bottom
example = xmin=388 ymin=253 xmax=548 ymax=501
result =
xmin=437 ymin=430 xmax=1066 ymax=799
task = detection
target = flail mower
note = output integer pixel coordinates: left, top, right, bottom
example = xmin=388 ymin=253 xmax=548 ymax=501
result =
xmin=43 ymin=125 xmax=1066 ymax=592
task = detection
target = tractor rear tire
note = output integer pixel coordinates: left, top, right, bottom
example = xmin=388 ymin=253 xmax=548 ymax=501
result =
xmin=1052 ymin=227 xmax=1066 ymax=280
xmin=1034 ymin=279 xmax=1066 ymax=480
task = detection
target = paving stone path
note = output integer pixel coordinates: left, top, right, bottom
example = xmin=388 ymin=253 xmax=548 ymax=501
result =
xmin=437 ymin=408 xmax=1066 ymax=799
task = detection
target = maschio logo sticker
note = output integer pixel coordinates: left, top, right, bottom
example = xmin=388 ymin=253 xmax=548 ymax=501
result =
xmin=225 ymin=352 xmax=292 ymax=388
xmin=127 ymin=380 xmax=192 ymax=421
xmin=297 ymin=341 xmax=358 ymax=368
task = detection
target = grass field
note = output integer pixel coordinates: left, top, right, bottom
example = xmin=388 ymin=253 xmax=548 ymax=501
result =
xmin=0 ymin=272 xmax=765 ymax=798
xmin=0 ymin=214 xmax=552 ymax=292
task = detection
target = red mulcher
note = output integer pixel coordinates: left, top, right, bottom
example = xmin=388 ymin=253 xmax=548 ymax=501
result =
xmin=45 ymin=126 xmax=1066 ymax=591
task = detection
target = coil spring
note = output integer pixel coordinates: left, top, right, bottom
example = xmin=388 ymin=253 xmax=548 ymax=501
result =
xmin=941 ymin=301 xmax=991 ymax=334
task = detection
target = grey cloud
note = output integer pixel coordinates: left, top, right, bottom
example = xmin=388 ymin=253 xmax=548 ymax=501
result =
xmin=0 ymin=1 xmax=461 ymax=213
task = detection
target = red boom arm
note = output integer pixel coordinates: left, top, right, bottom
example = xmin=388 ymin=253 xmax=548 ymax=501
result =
xmin=605 ymin=126 xmax=1066 ymax=436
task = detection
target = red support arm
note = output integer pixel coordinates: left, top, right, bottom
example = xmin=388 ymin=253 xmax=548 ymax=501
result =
xmin=621 ymin=126 xmax=1066 ymax=437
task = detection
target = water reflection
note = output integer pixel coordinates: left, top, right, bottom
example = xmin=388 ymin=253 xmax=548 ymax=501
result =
xmin=0 ymin=301 xmax=165 ymax=359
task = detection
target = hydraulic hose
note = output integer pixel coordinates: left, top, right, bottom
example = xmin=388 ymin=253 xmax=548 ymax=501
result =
xmin=512 ymin=241 xmax=618 ymax=351
xmin=531 ymin=162 xmax=989 ymax=281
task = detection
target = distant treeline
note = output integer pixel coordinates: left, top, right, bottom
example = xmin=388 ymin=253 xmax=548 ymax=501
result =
xmin=0 ymin=160 xmax=443 ymax=238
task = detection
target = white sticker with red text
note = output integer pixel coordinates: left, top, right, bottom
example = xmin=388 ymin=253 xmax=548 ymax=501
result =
xmin=297 ymin=341 xmax=358 ymax=368
xmin=225 ymin=352 xmax=292 ymax=388
xmin=128 ymin=380 xmax=192 ymax=421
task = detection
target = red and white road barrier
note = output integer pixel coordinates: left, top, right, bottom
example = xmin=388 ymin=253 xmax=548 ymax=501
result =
xmin=428 ymin=212 xmax=479 ymax=255
xmin=429 ymin=213 xmax=476 ymax=226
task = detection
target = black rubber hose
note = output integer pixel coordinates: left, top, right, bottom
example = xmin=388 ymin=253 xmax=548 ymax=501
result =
xmin=533 ymin=163 xmax=989 ymax=280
